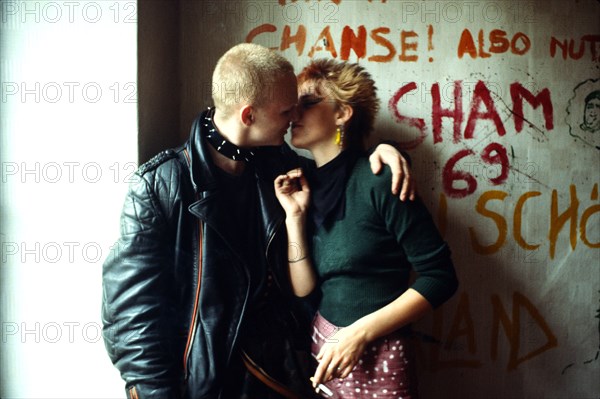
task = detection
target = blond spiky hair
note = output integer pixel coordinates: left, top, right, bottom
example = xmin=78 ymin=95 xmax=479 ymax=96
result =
xmin=212 ymin=43 xmax=294 ymax=116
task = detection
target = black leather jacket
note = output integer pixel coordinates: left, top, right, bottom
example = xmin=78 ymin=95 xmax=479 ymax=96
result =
xmin=102 ymin=111 xmax=309 ymax=398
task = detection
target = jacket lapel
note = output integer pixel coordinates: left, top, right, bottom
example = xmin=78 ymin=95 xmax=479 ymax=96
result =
xmin=185 ymin=110 xmax=246 ymax=262
xmin=184 ymin=111 xmax=286 ymax=269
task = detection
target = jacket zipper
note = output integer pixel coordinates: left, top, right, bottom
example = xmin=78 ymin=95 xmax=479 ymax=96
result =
xmin=182 ymin=221 xmax=203 ymax=378
xmin=182 ymin=148 xmax=202 ymax=378
xmin=128 ymin=386 xmax=139 ymax=399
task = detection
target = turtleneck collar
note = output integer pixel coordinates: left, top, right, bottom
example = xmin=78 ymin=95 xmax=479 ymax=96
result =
xmin=307 ymin=149 xmax=359 ymax=229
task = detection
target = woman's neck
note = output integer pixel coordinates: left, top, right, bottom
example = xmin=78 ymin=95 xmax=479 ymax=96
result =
xmin=311 ymin=143 xmax=342 ymax=168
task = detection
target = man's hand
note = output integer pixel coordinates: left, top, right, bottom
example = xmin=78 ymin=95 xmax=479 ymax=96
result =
xmin=369 ymin=144 xmax=417 ymax=201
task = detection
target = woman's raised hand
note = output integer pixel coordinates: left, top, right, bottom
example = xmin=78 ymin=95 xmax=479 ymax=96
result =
xmin=274 ymin=168 xmax=311 ymax=218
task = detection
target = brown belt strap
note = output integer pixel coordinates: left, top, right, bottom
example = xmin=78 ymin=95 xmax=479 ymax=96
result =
xmin=241 ymin=350 xmax=305 ymax=399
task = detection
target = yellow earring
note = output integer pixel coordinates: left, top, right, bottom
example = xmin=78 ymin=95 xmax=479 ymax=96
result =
xmin=335 ymin=126 xmax=343 ymax=146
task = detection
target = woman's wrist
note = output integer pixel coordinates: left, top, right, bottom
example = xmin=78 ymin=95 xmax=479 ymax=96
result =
xmin=285 ymin=213 xmax=306 ymax=226
xmin=287 ymin=239 xmax=309 ymax=263
xmin=351 ymin=317 xmax=376 ymax=343
xmin=288 ymin=254 xmax=308 ymax=263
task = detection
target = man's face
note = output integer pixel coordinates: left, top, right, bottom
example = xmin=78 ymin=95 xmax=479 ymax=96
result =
xmin=248 ymin=73 xmax=298 ymax=146
xmin=584 ymin=98 xmax=600 ymax=132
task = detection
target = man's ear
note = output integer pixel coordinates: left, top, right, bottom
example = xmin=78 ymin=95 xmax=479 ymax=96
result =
xmin=335 ymin=104 xmax=353 ymax=126
xmin=240 ymin=105 xmax=254 ymax=126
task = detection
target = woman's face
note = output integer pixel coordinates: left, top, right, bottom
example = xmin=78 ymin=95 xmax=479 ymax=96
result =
xmin=290 ymin=80 xmax=341 ymax=151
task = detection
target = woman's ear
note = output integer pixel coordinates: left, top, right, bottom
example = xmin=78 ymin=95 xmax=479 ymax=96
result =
xmin=335 ymin=103 xmax=353 ymax=126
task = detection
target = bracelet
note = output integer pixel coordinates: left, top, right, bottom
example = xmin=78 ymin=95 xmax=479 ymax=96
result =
xmin=288 ymin=255 xmax=308 ymax=263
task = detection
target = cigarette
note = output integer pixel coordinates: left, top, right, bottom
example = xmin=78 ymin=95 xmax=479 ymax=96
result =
xmin=310 ymin=377 xmax=333 ymax=397
xmin=318 ymin=384 xmax=333 ymax=397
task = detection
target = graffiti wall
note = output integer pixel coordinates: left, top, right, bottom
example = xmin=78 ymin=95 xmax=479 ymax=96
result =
xmin=202 ymin=0 xmax=599 ymax=397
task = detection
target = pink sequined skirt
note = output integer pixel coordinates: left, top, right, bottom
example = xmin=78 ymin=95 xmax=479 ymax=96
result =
xmin=311 ymin=312 xmax=419 ymax=399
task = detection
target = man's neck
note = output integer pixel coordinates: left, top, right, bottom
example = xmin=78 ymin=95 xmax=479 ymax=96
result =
xmin=206 ymin=144 xmax=245 ymax=175
xmin=209 ymin=109 xmax=246 ymax=175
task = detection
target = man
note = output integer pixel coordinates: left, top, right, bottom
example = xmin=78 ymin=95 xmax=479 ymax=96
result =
xmin=102 ymin=43 xmax=414 ymax=399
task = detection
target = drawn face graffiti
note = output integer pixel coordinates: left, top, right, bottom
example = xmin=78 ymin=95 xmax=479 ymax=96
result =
xmin=581 ymin=96 xmax=600 ymax=133
xmin=567 ymin=82 xmax=600 ymax=150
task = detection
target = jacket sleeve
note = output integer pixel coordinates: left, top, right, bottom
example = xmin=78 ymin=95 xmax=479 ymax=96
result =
xmin=102 ymin=171 xmax=182 ymax=399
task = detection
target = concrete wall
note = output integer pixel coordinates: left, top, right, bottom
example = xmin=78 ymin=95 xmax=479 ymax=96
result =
xmin=199 ymin=1 xmax=597 ymax=398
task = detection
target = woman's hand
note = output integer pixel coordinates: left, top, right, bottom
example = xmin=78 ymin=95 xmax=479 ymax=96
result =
xmin=312 ymin=323 xmax=369 ymax=387
xmin=311 ymin=289 xmax=434 ymax=388
xmin=274 ymin=168 xmax=310 ymax=218
xmin=275 ymin=168 xmax=316 ymax=296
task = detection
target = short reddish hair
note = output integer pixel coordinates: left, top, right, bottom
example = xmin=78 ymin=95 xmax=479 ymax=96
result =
xmin=297 ymin=59 xmax=380 ymax=150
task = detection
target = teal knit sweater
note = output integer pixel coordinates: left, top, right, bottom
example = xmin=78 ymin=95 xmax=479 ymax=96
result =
xmin=311 ymin=156 xmax=458 ymax=327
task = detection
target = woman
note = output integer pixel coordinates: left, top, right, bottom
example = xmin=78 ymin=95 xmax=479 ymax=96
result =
xmin=274 ymin=59 xmax=458 ymax=398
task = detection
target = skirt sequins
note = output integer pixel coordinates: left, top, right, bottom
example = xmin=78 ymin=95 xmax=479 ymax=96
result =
xmin=311 ymin=312 xmax=419 ymax=399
